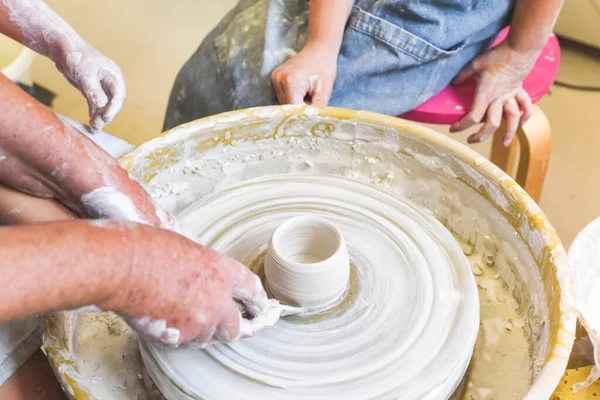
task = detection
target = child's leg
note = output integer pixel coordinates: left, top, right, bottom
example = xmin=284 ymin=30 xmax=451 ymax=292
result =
xmin=331 ymin=33 xmax=490 ymax=115
xmin=329 ymin=2 xmax=514 ymax=115
xmin=162 ymin=0 xmax=514 ymax=128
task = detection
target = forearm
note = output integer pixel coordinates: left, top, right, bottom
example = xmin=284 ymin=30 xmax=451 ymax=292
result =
xmin=0 ymin=220 xmax=135 ymax=322
xmin=0 ymin=74 xmax=161 ymax=224
xmin=2 ymin=1 xmax=127 ymax=132
xmin=508 ymin=0 xmax=564 ymax=53
xmin=0 ymin=2 xmax=22 ymax=42
xmin=0 ymin=73 xmax=118 ymax=185
xmin=305 ymin=0 xmax=354 ymax=52
xmin=0 ymin=73 xmax=111 ymax=195
xmin=0 ymin=0 xmax=81 ymax=60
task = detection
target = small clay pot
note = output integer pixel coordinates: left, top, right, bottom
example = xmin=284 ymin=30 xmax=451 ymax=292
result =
xmin=264 ymin=216 xmax=350 ymax=310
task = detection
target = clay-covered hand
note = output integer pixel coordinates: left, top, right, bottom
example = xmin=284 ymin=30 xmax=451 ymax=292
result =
xmin=271 ymin=44 xmax=337 ymax=106
xmin=0 ymin=122 xmax=163 ymax=225
xmin=449 ymin=42 xmax=537 ymax=147
xmin=100 ymin=222 xmax=284 ymax=346
xmin=2 ymin=0 xmax=125 ymax=132
xmin=52 ymin=41 xmax=126 ymax=133
xmin=0 ymin=73 xmax=166 ymax=226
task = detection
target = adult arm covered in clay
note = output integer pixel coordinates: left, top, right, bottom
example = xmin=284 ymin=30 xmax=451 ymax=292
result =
xmin=0 ymin=73 xmax=163 ymax=224
xmin=0 ymin=0 xmax=125 ymax=131
xmin=272 ymin=0 xmax=564 ymax=147
xmin=0 ymin=220 xmax=276 ymax=346
xmin=0 ymin=74 xmax=282 ymax=346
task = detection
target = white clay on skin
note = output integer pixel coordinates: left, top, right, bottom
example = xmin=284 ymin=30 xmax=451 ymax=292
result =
xmin=80 ymin=187 xmax=146 ymax=223
xmin=127 ymin=317 xmax=180 ymax=346
xmin=2 ymin=0 xmax=81 ymax=57
xmin=4 ymin=0 xmax=126 ymax=130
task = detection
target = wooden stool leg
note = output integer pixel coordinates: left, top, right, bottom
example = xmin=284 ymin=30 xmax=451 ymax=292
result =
xmin=514 ymin=105 xmax=552 ymax=203
xmin=489 ymin=104 xmax=552 ymax=203
xmin=490 ymin=121 xmax=512 ymax=173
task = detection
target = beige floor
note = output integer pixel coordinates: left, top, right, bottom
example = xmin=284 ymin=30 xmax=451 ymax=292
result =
xmin=27 ymin=1 xmax=600 ymax=248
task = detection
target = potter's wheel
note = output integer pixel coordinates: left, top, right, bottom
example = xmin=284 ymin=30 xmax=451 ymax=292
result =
xmin=43 ymin=106 xmax=575 ymax=400
xmin=141 ymin=174 xmax=479 ymax=399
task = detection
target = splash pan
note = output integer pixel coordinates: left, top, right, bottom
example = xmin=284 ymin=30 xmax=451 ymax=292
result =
xmin=42 ymin=106 xmax=575 ymax=399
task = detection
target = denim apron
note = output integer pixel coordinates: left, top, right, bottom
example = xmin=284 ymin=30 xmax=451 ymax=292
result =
xmin=163 ymin=0 xmax=514 ymax=131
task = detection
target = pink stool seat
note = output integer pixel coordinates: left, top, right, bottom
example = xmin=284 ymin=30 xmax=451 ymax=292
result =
xmin=400 ymin=28 xmax=561 ymax=125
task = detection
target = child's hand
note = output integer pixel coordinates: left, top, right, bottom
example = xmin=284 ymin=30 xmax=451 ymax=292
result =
xmin=450 ymin=42 xmax=537 ymax=147
xmin=271 ymin=45 xmax=337 ymax=106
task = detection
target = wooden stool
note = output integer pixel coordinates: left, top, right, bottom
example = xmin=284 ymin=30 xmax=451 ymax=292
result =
xmin=401 ymin=28 xmax=559 ymax=203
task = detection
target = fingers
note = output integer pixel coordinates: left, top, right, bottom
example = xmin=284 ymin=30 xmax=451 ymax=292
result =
xmin=81 ymin=76 xmax=107 ymax=127
xmin=272 ymin=73 xmax=287 ymax=104
xmin=502 ymin=98 xmax=520 ymax=147
xmin=467 ymin=98 xmax=504 ymax=144
xmin=90 ymin=74 xmax=126 ymax=132
xmin=450 ymin=83 xmax=490 ymax=133
xmin=81 ymin=75 xmax=109 ymax=112
xmin=466 ymin=95 xmax=523 ymax=146
xmin=89 ymin=113 xmax=102 ymax=133
xmin=272 ymin=72 xmax=307 ymax=105
xmin=229 ymin=265 xmax=305 ymax=340
xmin=231 ymin=266 xmax=270 ymax=318
xmin=152 ymin=253 xmax=304 ymax=347
xmin=515 ymin=89 xmax=533 ymax=123
xmin=213 ymin=300 xmax=242 ymax=343
xmin=62 ymin=50 xmax=126 ymax=132
xmin=308 ymin=75 xmax=332 ymax=106
xmin=238 ymin=299 xmax=284 ymax=338
xmin=209 ymin=276 xmax=297 ymax=344
xmin=128 ymin=316 xmax=181 ymax=346
xmin=272 ymin=70 xmax=333 ymax=106
xmin=451 ymin=76 xmax=531 ymax=146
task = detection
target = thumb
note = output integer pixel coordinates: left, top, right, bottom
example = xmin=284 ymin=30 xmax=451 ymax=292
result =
xmin=272 ymin=72 xmax=308 ymax=105
xmin=81 ymin=76 xmax=109 ymax=109
xmin=287 ymin=87 xmax=306 ymax=105
xmin=452 ymin=62 xmax=477 ymax=85
xmin=308 ymin=75 xmax=332 ymax=106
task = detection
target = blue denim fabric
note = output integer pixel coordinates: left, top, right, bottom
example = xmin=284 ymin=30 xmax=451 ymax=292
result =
xmin=163 ymin=0 xmax=514 ymax=131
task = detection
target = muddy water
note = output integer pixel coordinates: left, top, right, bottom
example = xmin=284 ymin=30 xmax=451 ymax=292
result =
xmin=461 ymin=237 xmax=532 ymax=399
